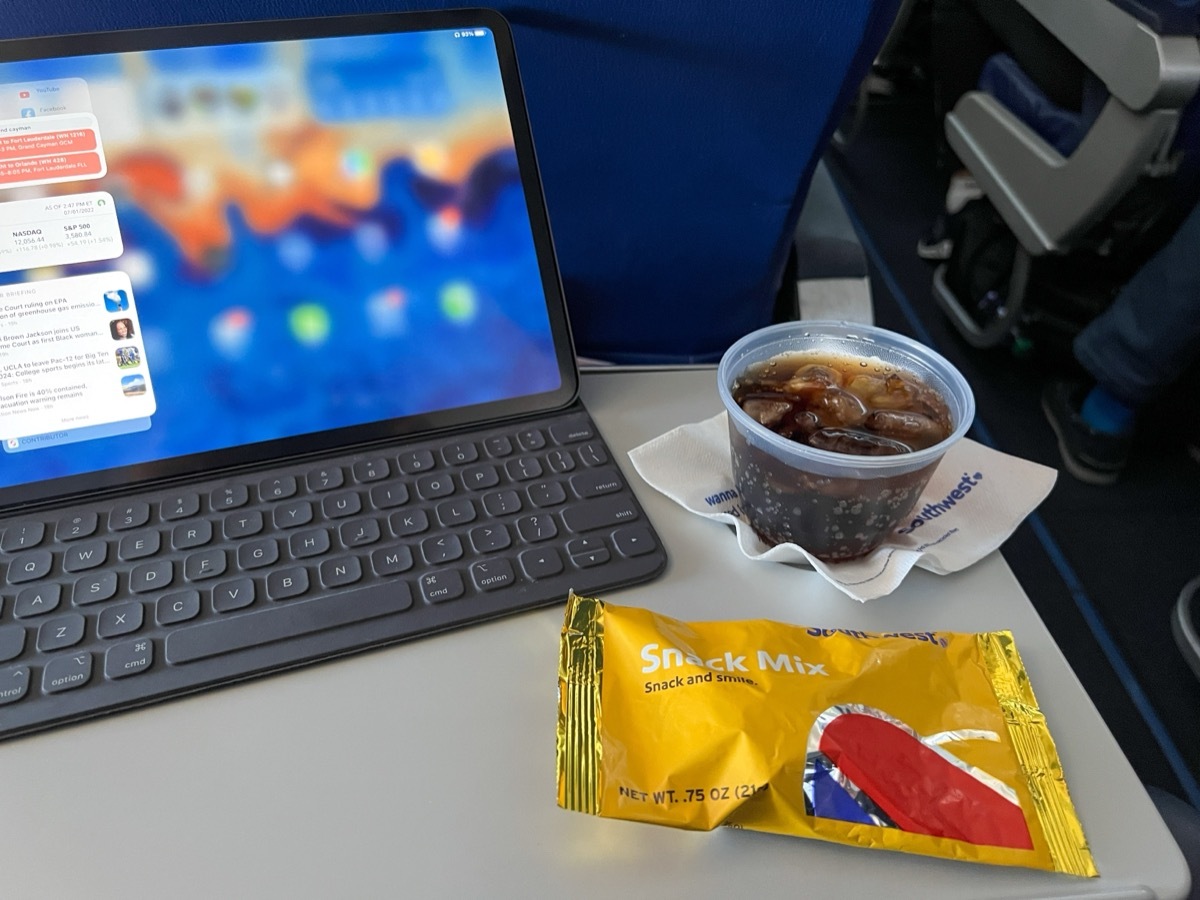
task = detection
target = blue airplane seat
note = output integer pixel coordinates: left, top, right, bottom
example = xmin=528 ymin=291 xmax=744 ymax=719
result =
xmin=2 ymin=1 xmax=903 ymax=364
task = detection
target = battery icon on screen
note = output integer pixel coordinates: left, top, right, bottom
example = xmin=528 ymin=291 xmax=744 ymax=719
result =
xmin=473 ymin=29 xmax=486 ymax=36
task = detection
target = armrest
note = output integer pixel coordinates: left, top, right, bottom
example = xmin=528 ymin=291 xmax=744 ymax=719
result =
xmin=945 ymin=1 xmax=1200 ymax=255
xmin=946 ymin=93 xmax=1183 ymax=253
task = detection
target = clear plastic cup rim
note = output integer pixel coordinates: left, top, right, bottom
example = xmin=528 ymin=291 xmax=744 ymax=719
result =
xmin=717 ymin=320 xmax=976 ymax=473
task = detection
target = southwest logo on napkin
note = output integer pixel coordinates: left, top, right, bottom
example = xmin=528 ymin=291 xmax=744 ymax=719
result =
xmin=628 ymin=413 xmax=1056 ymax=602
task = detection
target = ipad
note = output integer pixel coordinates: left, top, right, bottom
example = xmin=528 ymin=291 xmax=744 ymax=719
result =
xmin=0 ymin=9 xmax=576 ymax=511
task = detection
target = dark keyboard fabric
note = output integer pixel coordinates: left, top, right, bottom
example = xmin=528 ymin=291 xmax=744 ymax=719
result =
xmin=0 ymin=403 xmax=666 ymax=739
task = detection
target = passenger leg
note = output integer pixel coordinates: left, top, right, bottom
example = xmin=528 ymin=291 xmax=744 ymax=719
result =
xmin=1043 ymin=201 xmax=1200 ymax=483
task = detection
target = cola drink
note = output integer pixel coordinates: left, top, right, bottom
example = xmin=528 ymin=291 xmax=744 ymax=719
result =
xmin=729 ymin=351 xmax=956 ymax=561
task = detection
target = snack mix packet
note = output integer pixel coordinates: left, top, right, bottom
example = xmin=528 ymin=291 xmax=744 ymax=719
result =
xmin=556 ymin=592 xmax=1096 ymax=876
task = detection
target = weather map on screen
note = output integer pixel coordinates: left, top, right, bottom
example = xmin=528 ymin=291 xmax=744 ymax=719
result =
xmin=0 ymin=25 xmax=561 ymax=494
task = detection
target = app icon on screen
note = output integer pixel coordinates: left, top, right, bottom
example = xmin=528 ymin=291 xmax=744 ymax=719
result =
xmin=115 ymin=346 xmax=141 ymax=369
xmin=121 ymin=374 xmax=147 ymax=396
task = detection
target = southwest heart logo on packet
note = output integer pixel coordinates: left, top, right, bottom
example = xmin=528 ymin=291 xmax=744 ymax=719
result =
xmin=803 ymin=705 xmax=1033 ymax=849
xmin=556 ymin=593 xmax=1097 ymax=876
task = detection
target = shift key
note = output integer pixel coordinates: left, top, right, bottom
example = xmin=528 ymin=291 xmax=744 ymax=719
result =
xmin=561 ymin=496 xmax=640 ymax=533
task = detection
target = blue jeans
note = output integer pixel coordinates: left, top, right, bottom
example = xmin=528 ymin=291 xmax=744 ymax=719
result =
xmin=1074 ymin=200 xmax=1200 ymax=406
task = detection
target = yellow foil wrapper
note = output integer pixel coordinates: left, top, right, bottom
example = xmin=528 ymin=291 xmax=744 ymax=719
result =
xmin=556 ymin=592 xmax=1096 ymax=877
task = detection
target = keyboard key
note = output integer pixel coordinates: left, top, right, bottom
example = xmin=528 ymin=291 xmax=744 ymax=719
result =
xmin=73 ymin=571 xmax=118 ymax=606
xmin=37 ymin=614 xmax=86 ymax=653
xmin=528 ymin=481 xmax=567 ymax=508
xmin=274 ymin=504 xmax=314 ymax=532
xmin=462 ymin=464 xmax=500 ymax=490
xmin=471 ymin=559 xmax=516 ymax=591
xmin=320 ymin=556 xmax=362 ymax=588
xmin=613 ymin=525 xmax=657 ymax=558
xmin=577 ymin=442 xmax=609 ymax=467
xmin=165 ymin=582 xmax=414 ymax=664
xmin=415 ymin=473 xmax=455 ymax=501
xmin=339 ymin=518 xmax=381 ymax=547
xmin=56 ymin=512 xmax=98 ymax=541
xmin=97 ymin=602 xmax=144 ymax=639
xmin=436 ymin=498 xmax=477 ymax=527
xmin=545 ymin=449 xmax=576 ymax=473
xmin=505 ymin=457 xmax=543 ymax=481
xmin=157 ymin=590 xmax=201 ymax=626
xmin=0 ymin=665 xmax=29 ymax=705
xmin=14 ymin=583 xmax=61 ymax=618
xmin=184 ymin=549 xmax=227 ymax=581
xmin=105 ymin=639 xmax=154 ymax=680
xmin=420 ymin=570 xmax=464 ymax=603
xmin=7 ymin=549 xmax=53 ymax=585
xmin=390 ymin=509 xmax=429 ymax=537
xmin=274 ymin=500 xmax=314 ymax=529
xmin=209 ymin=485 xmax=247 ymax=511
xmin=118 ymin=530 xmax=161 ymax=561
xmin=130 ymin=560 xmax=173 ymax=593
xmin=371 ymin=545 xmax=413 ymax=576
xmin=483 ymin=490 xmax=522 ymax=517
xmin=267 ymin=567 xmax=310 ymax=601
xmin=570 ymin=467 xmax=624 ymax=498
xmin=237 ymin=538 xmax=279 ymax=570
xmin=422 ymin=534 xmax=463 ymax=565
xmin=483 ymin=435 xmax=513 ymax=457
xmin=289 ymin=529 xmax=331 ymax=559
xmin=441 ymin=441 xmax=479 ymax=465
xmin=519 ymin=547 xmax=564 ymax=579
xmin=516 ymin=428 xmax=546 ymax=451
xmin=109 ymin=501 xmax=150 ymax=531
xmin=368 ymin=482 xmax=408 ymax=509
xmin=566 ymin=536 xmax=605 ymax=556
xmin=212 ymin=578 xmax=256 ymax=614
xmin=260 ymin=476 xmax=298 ymax=501
xmin=1 ymin=522 xmax=44 ymax=551
xmin=164 ymin=492 xmax=202 ymax=519
xmin=224 ymin=510 xmax=264 ymax=539
xmin=0 ymin=626 xmax=27 ymax=663
xmin=352 ymin=458 xmax=390 ymax=483
xmin=63 ymin=539 xmax=108 ymax=573
xmin=322 ymin=492 xmax=362 ymax=519
xmin=43 ymin=653 xmax=92 ymax=693
xmin=397 ymin=449 xmax=435 ymax=474
xmin=550 ymin=421 xmax=594 ymax=444
xmin=307 ymin=466 xmax=344 ymax=492
xmin=469 ymin=524 xmax=511 ymax=553
xmin=172 ymin=520 xmax=213 ymax=550
xmin=562 ymin=496 xmax=639 ymax=533
xmin=572 ymin=547 xmax=611 ymax=567
xmin=516 ymin=513 xmax=558 ymax=543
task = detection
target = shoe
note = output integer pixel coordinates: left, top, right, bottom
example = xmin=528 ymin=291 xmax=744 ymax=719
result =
xmin=945 ymin=172 xmax=983 ymax=215
xmin=1041 ymin=380 xmax=1133 ymax=485
xmin=917 ymin=215 xmax=953 ymax=261
xmin=1172 ymin=575 xmax=1200 ymax=681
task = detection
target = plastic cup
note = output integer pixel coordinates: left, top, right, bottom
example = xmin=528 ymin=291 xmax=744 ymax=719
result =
xmin=717 ymin=321 xmax=975 ymax=561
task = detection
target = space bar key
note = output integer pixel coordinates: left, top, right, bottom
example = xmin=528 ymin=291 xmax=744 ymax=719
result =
xmin=165 ymin=582 xmax=414 ymax=664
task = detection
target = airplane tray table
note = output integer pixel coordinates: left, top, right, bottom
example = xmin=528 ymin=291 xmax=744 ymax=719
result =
xmin=0 ymin=366 xmax=1189 ymax=899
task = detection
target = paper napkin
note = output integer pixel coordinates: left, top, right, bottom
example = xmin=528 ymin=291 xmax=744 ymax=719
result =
xmin=628 ymin=412 xmax=1057 ymax=602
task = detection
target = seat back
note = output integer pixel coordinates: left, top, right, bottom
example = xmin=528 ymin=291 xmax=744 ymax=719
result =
xmin=3 ymin=1 xmax=901 ymax=364
xmin=934 ymin=0 xmax=1200 ymax=351
xmin=946 ymin=0 xmax=1200 ymax=253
